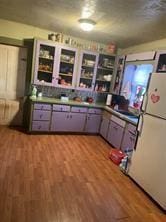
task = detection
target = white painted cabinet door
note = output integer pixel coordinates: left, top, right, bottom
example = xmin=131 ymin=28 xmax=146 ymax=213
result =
xmin=0 ymin=44 xmax=27 ymax=125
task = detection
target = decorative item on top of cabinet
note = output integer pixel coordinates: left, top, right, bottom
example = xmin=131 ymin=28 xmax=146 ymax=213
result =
xmin=77 ymin=50 xmax=98 ymax=91
xmin=33 ymin=40 xmax=57 ymax=86
xmin=111 ymin=55 xmax=126 ymax=94
xmin=95 ymin=53 xmax=115 ymax=93
xmin=56 ymin=45 xmax=78 ymax=88
xmin=154 ymin=50 xmax=166 ymax=73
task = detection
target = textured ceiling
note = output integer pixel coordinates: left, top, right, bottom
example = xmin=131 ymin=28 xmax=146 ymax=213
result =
xmin=0 ymin=0 xmax=166 ymax=48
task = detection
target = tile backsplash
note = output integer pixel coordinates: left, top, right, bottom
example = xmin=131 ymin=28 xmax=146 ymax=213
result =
xmin=32 ymin=85 xmax=108 ymax=103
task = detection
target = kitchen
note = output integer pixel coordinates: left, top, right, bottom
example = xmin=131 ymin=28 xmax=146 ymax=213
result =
xmin=0 ymin=1 xmax=166 ymax=222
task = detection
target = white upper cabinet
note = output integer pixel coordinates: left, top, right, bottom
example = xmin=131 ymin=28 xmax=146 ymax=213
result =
xmin=126 ymin=51 xmax=156 ymax=62
xmin=56 ymin=45 xmax=78 ymax=89
xmin=95 ymin=53 xmax=115 ymax=93
xmin=33 ymin=40 xmax=58 ymax=86
xmin=33 ymin=40 xmax=78 ymax=88
xmin=76 ymin=50 xmax=98 ymax=91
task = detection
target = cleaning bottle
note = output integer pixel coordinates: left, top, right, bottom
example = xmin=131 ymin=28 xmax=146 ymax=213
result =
xmin=31 ymin=85 xmax=37 ymax=98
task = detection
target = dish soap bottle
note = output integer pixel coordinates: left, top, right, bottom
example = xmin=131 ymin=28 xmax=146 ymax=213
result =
xmin=31 ymin=85 xmax=37 ymax=98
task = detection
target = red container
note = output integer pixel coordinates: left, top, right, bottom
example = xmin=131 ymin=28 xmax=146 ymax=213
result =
xmin=109 ymin=149 xmax=125 ymax=165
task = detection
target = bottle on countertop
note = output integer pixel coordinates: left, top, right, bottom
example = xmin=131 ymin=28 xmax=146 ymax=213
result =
xmin=31 ymin=85 xmax=37 ymax=98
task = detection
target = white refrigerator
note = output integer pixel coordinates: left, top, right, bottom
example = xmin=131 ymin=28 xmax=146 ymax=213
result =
xmin=129 ymin=73 xmax=166 ymax=210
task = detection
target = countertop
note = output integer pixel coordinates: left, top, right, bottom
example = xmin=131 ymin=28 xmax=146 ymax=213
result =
xmin=30 ymin=96 xmax=139 ymax=125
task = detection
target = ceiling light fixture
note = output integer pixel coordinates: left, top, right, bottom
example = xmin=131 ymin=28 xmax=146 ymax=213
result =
xmin=78 ymin=18 xmax=96 ymax=31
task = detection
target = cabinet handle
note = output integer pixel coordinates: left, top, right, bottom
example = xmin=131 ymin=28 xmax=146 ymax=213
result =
xmin=88 ymin=116 xmax=90 ymax=120
xmin=113 ymin=126 xmax=118 ymax=130
xmin=40 ymin=114 xmax=43 ymax=118
xmin=66 ymin=115 xmax=69 ymax=119
xmin=41 ymin=106 xmax=43 ymax=110
xmin=70 ymin=115 xmax=72 ymax=119
xmin=38 ymin=126 xmax=41 ymax=130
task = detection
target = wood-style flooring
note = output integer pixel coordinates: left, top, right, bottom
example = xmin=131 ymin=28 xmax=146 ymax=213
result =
xmin=0 ymin=126 xmax=165 ymax=222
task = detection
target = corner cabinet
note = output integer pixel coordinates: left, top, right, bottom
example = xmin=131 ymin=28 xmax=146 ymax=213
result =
xmin=77 ymin=50 xmax=98 ymax=91
xmin=33 ymin=40 xmax=78 ymax=88
xmin=33 ymin=40 xmax=58 ymax=86
xmin=95 ymin=54 xmax=115 ymax=93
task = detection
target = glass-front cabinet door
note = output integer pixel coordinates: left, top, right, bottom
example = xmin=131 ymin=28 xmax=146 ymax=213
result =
xmin=34 ymin=40 xmax=57 ymax=86
xmin=95 ymin=54 xmax=115 ymax=92
xmin=77 ymin=50 xmax=98 ymax=91
xmin=111 ymin=55 xmax=126 ymax=94
xmin=56 ymin=46 xmax=78 ymax=88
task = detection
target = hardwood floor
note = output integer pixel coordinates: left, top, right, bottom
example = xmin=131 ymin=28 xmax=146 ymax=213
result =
xmin=0 ymin=126 xmax=165 ymax=222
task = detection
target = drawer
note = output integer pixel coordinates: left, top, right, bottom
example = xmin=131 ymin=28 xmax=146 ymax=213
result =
xmin=53 ymin=104 xmax=70 ymax=112
xmin=34 ymin=103 xmax=51 ymax=111
xmin=88 ymin=108 xmax=102 ymax=114
xmin=32 ymin=121 xmax=50 ymax=131
xmin=111 ymin=115 xmax=126 ymax=127
xmin=33 ymin=110 xmax=51 ymax=121
xmin=127 ymin=123 xmax=137 ymax=135
xmin=71 ymin=106 xmax=88 ymax=113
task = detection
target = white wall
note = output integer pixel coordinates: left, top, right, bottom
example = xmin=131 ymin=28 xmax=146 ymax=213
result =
xmin=120 ymin=38 xmax=166 ymax=55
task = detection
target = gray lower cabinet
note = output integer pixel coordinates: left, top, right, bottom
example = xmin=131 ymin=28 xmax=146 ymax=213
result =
xmin=100 ymin=117 xmax=110 ymax=139
xmin=32 ymin=121 xmax=50 ymax=131
xmin=121 ymin=124 xmax=137 ymax=152
xmin=31 ymin=103 xmax=51 ymax=131
xmin=85 ymin=114 xmax=101 ymax=133
xmin=107 ymin=120 xmax=124 ymax=148
xmin=51 ymin=111 xmax=86 ymax=132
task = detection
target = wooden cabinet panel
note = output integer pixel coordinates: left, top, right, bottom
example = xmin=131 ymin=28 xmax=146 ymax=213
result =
xmin=33 ymin=110 xmax=51 ymax=121
xmin=100 ymin=117 xmax=110 ymax=139
xmin=107 ymin=120 xmax=124 ymax=148
xmin=121 ymin=131 xmax=136 ymax=152
xmin=71 ymin=106 xmax=88 ymax=113
xmin=34 ymin=103 xmax=51 ymax=111
xmin=68 ymin=113 xmax=86 ymax=132
xmin=51 ymin=112 xmax=86 ymax=132
xmin=53 ymin=104 xmax=70 ymax=112
xmin=85 ymin=114 xmax=101 ymax=133
xmin=51 ymin=112 xmax=69 ymax=131
xmin=88 ymin=108 xmax=102 ymax=114
xmin=32 ymin=121 xmax=50 ymax=131
xmin=121 ymin=123 xmax=137 ymax=152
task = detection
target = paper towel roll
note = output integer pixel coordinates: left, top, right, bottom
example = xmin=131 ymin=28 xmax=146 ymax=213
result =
xmin=106 ymin=94 xmax=112 ymax=105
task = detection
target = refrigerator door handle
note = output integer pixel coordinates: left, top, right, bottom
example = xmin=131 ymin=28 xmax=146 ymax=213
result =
xmin=137 ymin=114 xmax=144 ymax=136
